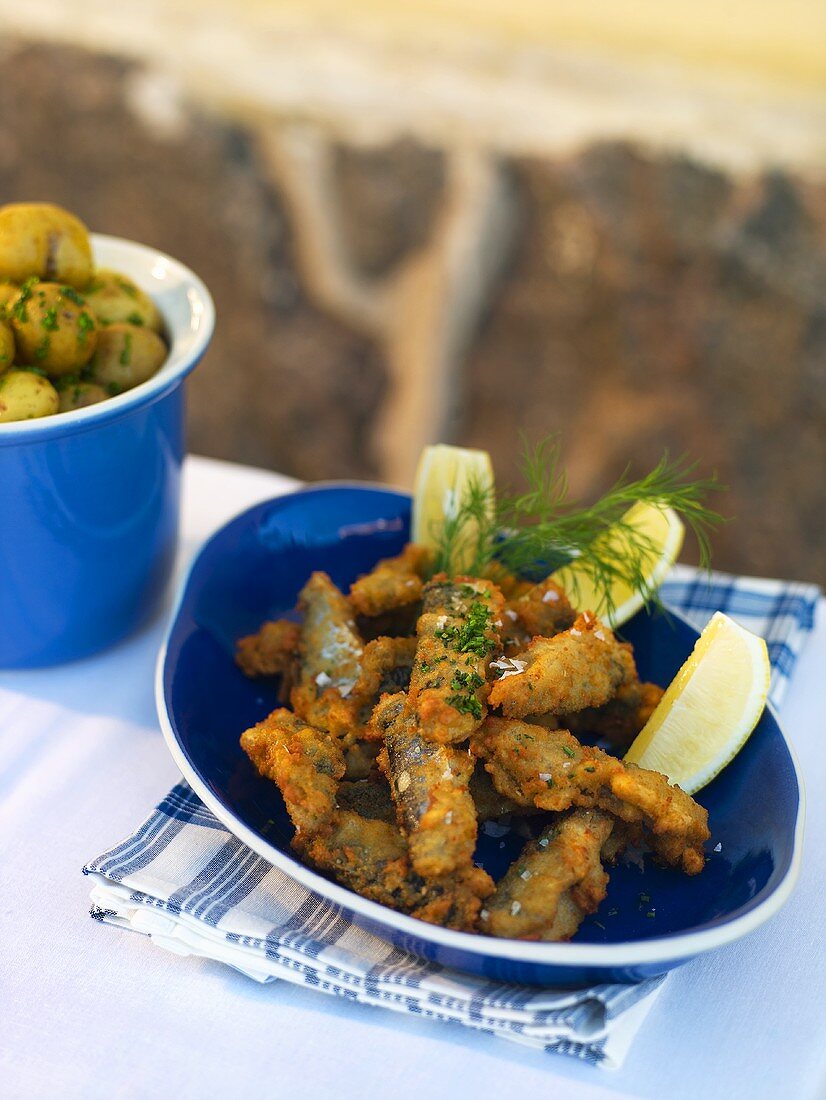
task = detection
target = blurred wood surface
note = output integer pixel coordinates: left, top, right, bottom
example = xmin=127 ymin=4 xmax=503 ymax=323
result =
xmin=0 ymin=38 xmax=824 ymax=585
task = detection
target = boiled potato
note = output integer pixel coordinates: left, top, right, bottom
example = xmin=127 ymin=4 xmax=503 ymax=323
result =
xmin=0 ymin=282 xmax=19 ymax=313
xmin=0 ymin=369 xmax=59 ymax=422
xmin=0 ymin=320 xmax=13 ymax=369
xmin=84 ymin=268 xmax=163 ymax=332
xmin=88 ymin=323 xmax=167 ymax=392
xmin=0 ymin=203 xmax=92 ymax=288
xmin=9 ymin=281 xmax=99 ymax=375
xmin=57 ymin=381 xmax=109 ymax=413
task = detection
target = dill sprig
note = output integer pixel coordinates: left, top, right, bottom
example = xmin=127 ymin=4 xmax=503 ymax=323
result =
xmin=431 ymin=435 xmax=725 ymax=618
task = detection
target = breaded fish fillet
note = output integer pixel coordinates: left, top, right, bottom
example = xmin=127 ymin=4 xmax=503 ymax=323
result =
xmin=373 ymin=693 xmax=477 ymax=878
xmin=349 ymin=544 xmax=432 ymax=618
xmin=291 ymin=572 xmax=364 ymax=744
xmin=240 ymin=707 xmax=345 ymax=837
xmin=408 ymin=574 xmax=504 ymax=744
xmin=501 ymin=577 xmax=576 ymax=654
xmin=481 ymin=810 xmax=615 ymax=940
xmin=296 ymin=812 xmax=494 ymax=932
xmin=235 ymin=618 xmax=300 ymax=680
xmin=471 ymin=716 xmax=708 ymax=874
xmin=488 ymin=611 xmax=635 ymax=718
xmin=563 ymin=680 xmax=665 ymax=751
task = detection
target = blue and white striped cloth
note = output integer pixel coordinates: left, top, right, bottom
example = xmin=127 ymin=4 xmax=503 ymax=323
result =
xmin=84 ymin=567 xmax=819 ymax=1069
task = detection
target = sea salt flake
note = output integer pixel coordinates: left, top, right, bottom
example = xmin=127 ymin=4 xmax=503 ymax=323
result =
xmin=444 ymin=811 xmax=454 ymax=825
xmin=510 ymin=901 xmax=521 ymax=916
xmin=570 ymin=628 xmax=582 ymax=637
xmin=504 ymin=609 xmax=519 ymax=621
xmin=435 ymin=615 xmax=448 ymax=630
xmin=397 ymin=772 xmax=411 ymax=793
xmin=442 ymin=766 xmax=453 ymax=780
xmin=542 ymin=589 xmax=559 ymax=603
xmin=519 ymin=869 xmax=532 ymax=881
xmin=594 ymin=630 xmax=606 ymax=641
xmin=538 ymin=838 xmax=549 ymax=848
xmin=538 ymin=772 xmax=552 ymax=782
xmin=480 ymin=909 xmax=490 ymax=921
xmin=315 ymin=671 xmax=332 ymax=688
xmin=490 ymin=656 xmax=527 ymax=680
xmin=713 ymin=842 xmax=722 ymax=853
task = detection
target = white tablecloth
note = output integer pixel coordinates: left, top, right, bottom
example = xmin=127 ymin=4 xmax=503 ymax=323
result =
xmin=2 ymin=455 xmax=824 ymax=1100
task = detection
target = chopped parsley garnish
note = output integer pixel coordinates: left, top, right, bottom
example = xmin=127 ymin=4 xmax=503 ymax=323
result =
xmin=41 ymin=307 xmax=59 ymax=332
xmin=446 ymin=692 xmax=482 ymax=720
xmin=59 ymin=286 xmax=86 ymax=306
xmin=126 ymin=311 xmax=145 ymax=326
xmin=34 ymin=336 xmax=50 ymax=361
xmin=77 ymin=311 xmax=96 ymax=345
xmin=639 ymin=892 xmax=651 ymax=904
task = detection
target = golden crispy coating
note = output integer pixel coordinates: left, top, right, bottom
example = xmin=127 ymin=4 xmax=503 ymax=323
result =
xmin=339 ymin=768 xmax=538 ymax=823
xmin=373 ymin=693 xmax=478 ymax=878
xmin=349 ymin=544 xmax=432 ymax=617
xmin=352 ymin=636 xmax=417 ymax=737
xmin=235 ymin=618 xmax=300 ymax=680
xmin=291 ymin=572 xmax=364 ymax=745
xmin=481 ymin=563 xmax=534 ymax=601
xmin=501 ymin=578 xmax=576 ymax=654
xmin=481 ymin=810 xmax=615 ymax=940
xmin=336 ymin=778 xmax=396 ymax=822
xmin=408 ymin=574 xmax=504 ymax=744
xmin=343 ymin=740 xmax=381 ymax=780
xmin=563 ymin=681 xmax=665 ymax=751
xmin=296 ymin=810 xmax=493 ymax=931
xmin=488 ymin=612 xmax=636 ymax=718
xmin=240 ymin=708 xmax=345 ymax=837
xmin=471 ymin=716 xmax=708 ymax=874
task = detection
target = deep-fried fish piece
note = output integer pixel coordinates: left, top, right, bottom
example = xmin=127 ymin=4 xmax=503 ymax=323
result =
xmin=469 ymin=765 xmax=533 ymax=819
xmin=235 ymin=618 xmax=300 ymax=682
xmin=501 ymin=578 xmax=576 ymax=654
xmin=338 ymin=768 xmax=537 ymax=824
xmin=488 ymin=611 xmax=636 ymax=718
xmin=349 ymin=544 xmax=432 ymax=618
xmin=482 ymin=563 xmax=534 ymax=601
xmin=373 ymin=693 xmax=477 ymax=878
xmin=290 ymin=572 xmax=364 ymax=744
xmin=408 ymin=574 xmax=504 ymax=744
xmin=481 ymin=810 xmax=615 ymax=940
xmin=296 ymin=810 xmax=493 ymax=931
xmin=336 ymin=778 xmax=396 ymax=822
xmin=240 ymin=708 xmax=345 ymax=837
xmin=471 ymin=717 xmax=708 ymax=874
xmin=352 ymin=636 xmax=417 ymax=737
xmin=343 ymin=740 xmax=381 ymax=780
xmin=563 ymin=680 xmax=665 ymax=751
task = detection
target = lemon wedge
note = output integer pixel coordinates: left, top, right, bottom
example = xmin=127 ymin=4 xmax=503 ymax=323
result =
xmin=411 ymin=444 xmax=495 ymax=571
xmin=551 ymin=501 xmax=685 ymax=627
xmin=625 ymin=611 xmax=770 ymax=793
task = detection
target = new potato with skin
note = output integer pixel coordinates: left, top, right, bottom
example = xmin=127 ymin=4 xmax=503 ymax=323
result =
xmin=57 ymin=381 xmax=108 ymax=413
xmin=83 ymin=268 xmax=163 ymax=332
xmin=0 ymin=203 xmax=93 ymax=288
xmin=0 ymin=321 xmax=14 ymax=368
xmin=10 ymin=282 xmax=99 ymax=375
xmin=88 ymin=323 xmax=167 ymax=392
xmin=0 ymin=369 xmax=59 ymax=422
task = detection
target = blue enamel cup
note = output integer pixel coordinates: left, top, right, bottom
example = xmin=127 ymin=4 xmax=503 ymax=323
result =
xmin=0 ymin=235 xmax=214 ymax=667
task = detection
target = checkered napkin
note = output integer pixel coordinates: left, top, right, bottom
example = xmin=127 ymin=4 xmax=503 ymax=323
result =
xmin=84 ymin=567 xmax=819 ymax=1069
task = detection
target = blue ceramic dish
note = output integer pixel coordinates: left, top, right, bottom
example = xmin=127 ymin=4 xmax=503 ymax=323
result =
xmin=157 ymin=484 xmax=804 ymax=985
xmin=0 ymin=235 xmax=214 ymax=668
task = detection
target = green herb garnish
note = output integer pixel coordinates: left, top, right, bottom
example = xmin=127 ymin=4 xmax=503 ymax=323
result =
xmin=430 ymin=433 xmax=724 ymax=619
xmin=119 ymin=330 xmax=133 ymax=365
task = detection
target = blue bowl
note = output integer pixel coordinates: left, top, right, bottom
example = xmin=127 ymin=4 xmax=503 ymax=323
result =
xmin=157 ymin=484 xmax=804 ymax=985
xmin=0 ymin=235 xmax=214 ymax=667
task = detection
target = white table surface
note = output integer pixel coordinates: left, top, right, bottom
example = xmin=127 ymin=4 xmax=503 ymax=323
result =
xmin=2 ymin=455 xmax=825 ymax=1100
